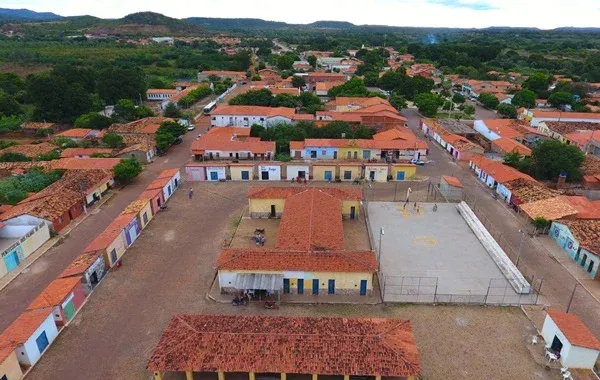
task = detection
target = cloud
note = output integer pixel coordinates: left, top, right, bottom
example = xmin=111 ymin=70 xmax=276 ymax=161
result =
xmin=427 ymin=0 xmax=496 ymax=11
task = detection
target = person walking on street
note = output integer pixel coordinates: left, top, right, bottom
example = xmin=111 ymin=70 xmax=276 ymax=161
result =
xmin=188 ymin=188 xmax=194 ymax=199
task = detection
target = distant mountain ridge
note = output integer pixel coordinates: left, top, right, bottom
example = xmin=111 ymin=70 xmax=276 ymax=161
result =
xmin=0 ymin=8 xmax=62 ymax=21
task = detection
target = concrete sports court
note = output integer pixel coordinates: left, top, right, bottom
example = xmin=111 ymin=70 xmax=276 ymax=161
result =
xmin=368 ymin=202 xmax=525 ymax=303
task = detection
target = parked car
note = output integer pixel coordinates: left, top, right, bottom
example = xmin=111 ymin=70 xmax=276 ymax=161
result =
xmin=411 ymin=158 xmax=425 ymax=166
xmin=187 ymin=124 xmax=196 ymax=131
xmin=174 ymin=136 xmax=183 ymax=145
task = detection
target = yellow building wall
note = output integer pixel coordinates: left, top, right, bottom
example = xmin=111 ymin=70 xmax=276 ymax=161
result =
xmin=341 ymin=200 xmax=361 ymax=216
xmin=0 ymin=350 xmax=23 ymax=380
xmin=365 ymin=165 xmax=389 ymax=182
xmin=338 ymin=165 xmax=362 ymax=181
xmin=220 ymin=269 xmax=373 ymax=291
xmin=390 ymin=165 xmax=417 ymax=180
xmin=339 ymin=147 xmax=363 ymax=160
xmin=20 ymin=223 xmax=50 ymax=259
xmin=230 ymin=166 xmax=254 ymax=181
xmin=102 ymin=233 xmax=127 ymax=268
xmin=138 ymin=201 xmax=154 ymax=229
xmin=249 ymin=199 xmax=287 ymax=215
xmin=311 ymin=166 xmax=337 ymax=180
xmin=86 ymin=181 xmax=109 ymax=204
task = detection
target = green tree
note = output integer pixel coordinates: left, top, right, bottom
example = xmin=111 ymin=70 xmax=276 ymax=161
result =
xmin=148 ymin=77 xmax=173 ymax=89
xmin=251 ymin=75 xmax=262 ymax=81
xmin=277 ymin=55 xmax=294 ymax=70
xmin=157 ymin=121 xmax=186 ymax=137
xmin=0 ymin=115 xmax=24 ymax=134
xmin=328 ymin=77 xmax=369 ymax=98
xmin=363 ymin=72 xmax=379 ymax=87
xmin=114 ymin=99 xmax=137 ymax=121
xmin=307 ymin=55 xmax=317 ymax=68
xmin=523 ymin=72 xmax=552 ymax=96
xmin=53 ymin=137 xmax=78 ymax=148
xmin=113 ymin=158 xmax=143 ymax=183
xmin=163 ymin=102 xmax=182 ymax=118
xmin=463 ymin=104 xmax=476 ymax=115
xmin=478 ymin=93 xmax=499 ymax=109
xmin=496 ymin=103 xmax=518 ymax=118
xmin=250 ymin=124 xmax=265 ymax=137
xmin=35 ymin=150 xmax=60 ymax=161
xmin=511 ymin=90 xmax=536 ymax=109
xmin=414 ymin=93 xmax=440 ymax=117
xmin=292 ymin=76 xmax=306 ymax=88
xmin=97 ymin=67 xmax=146 ymax=104
xmin=74 ymin=112 xmax=113 ymax=129
xmin=547 ymin=92 xmax=573 ymax=108
xmin=0 ymin=152 xmax=30 ymax=162
xmin=389 ymin=93 xmax=407 ymax=111
xmin=155 ymin=132 xmax=177 ymax=153
xmin=0 ymin=73 xmax=25 ymax=96
xmin=452 ymin=93 xmax=466 ymax=104
xmin=272 ymin=94 xmax=298 ymax=108
xmin=102 ymin=132 xmax=124 ymax=148
xmin=532 ymin=217 xmax=551 ymax=233
xmin=531 ymin=140 xmax=585 ymax=181
xmin=230 ymin=89 xmax=274 ymax=106
xmin=4 ymin=189 xmax=27 ymax=205
xmin=0 ymin=91 xmax=21 ymax=117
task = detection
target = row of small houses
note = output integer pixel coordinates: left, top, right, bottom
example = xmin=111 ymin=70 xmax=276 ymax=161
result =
xmin=185 ymin=161 xmax=418 ymax=182
xmin=0 ymin=169 xmax=181 ymax=380
xmin=469 ymin=155 xmax=600 ymax=280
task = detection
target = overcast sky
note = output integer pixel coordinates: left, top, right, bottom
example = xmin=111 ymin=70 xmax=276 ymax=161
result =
xmin=5 ymin=0 xmax=600 ymax=29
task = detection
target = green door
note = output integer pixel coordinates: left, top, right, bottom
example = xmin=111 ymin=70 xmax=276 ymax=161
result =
xmin=63 ymin=300 xmax=76 ymax=321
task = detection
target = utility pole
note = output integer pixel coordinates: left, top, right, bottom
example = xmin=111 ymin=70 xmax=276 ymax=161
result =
xmin=566 ymin=283 xmax=578 ymax=313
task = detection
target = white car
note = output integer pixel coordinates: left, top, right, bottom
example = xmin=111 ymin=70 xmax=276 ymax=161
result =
xmin=410 ymin=159 xmax=425 ymax=166
xmin=187 ymin=125 xmax=196 ymax=131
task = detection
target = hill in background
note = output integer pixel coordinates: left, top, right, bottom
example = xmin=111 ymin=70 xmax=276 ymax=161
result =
xmin=0 ymin=8 xmax=62 ymax=21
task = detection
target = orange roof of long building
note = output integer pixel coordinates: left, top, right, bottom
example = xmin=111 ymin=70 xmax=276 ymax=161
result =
xmin=148 ymin=315 xmax=421 ymax=376
xmin=27 ymin=277 xmax=82 ymax=310
xmin=275 ymin=188 xmax=345 ymax=251
xmin=492 ymin=137 xmax=532 ymax=155
xmin=0 ymin=308 xmax=53 ymax=346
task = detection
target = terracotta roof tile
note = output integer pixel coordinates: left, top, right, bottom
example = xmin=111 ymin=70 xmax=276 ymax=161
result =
xmin=532 ymin=110 xmax=600 ymax=120
xmin=503 ymin=178 xmax=560 ymax=203
xmin=544 ymin=121 xmax=600 ymax=136
xmin=470 ymin=155 xmax=534 ymax=184
xmin=492 ymin=137 xmax=532 ymax=155
xmin=83 ymin=214 xmax=133 ymax=252
xmin=121 ymin=199 xmax=150 ymax=215
xmin=191 ymin=127 xmax=275 ymax=155
xmin=217 ymin=248 xmax=376 ymax=272
xmin=547 ymin=309 xmax=600 ymax=350
xmin=27 ymin=277 xmax=81 ymax=310
xmin=21 ymin=122 xmax=54 ymax=130
xmin=519 ymin=196 xmax=578 ymax=220
xmin=0 ymin=142 xmax=57 ymax=158
xmin=582 ymin=155 xmax=600 ymax=176
xmin=275 ymin=189 xmax=345 ymax=251
xmin=373 ymin=127 xmax=417 ymax=141
xmin=0 ymin=308 xmax=53 ymax=345
xmin=52 ymin=158 xmax=122 ymax=170
xmin=158 ymin=168 xmax=180 ymax=179
xmin=60 ymin=148 xmax=114 ymax=158
xmin=559 ymin=219 xmax=600 ymax=255
xmin=248 ymin=186 xmax=362 ymax=201
xmin=148 ymin=315 xmax=420 ymax=377
xmin=441 ymin=175 xmax=463 ymax=188
xmin=55 ymin=128 xmax=93 ymax=138
xmin=480 ymin=119 xmax=526 ymax=139
xmin=289 ymin=141 xmax=304 ymax=150
xmin=59 ymin=251 xmax=102 ymax=279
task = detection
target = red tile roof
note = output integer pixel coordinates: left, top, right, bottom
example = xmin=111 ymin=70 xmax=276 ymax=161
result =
xmin=547 ymin=309 xmax=600 ymax=350
xmin=84 ymin=214 xmax=133 ymax=252
xmin=191 ymin=127 xmax=275 ymax=155
xmin=157 ymin=168 xmax=180 ymax=179
xmin=148 ymin=315 xmax=420 ymax=377
xmin=212 ymin=106 xmax=296 ymax=118
xmin=248 ymin=186 xmax=362 ymax=201
xmin=217 ymin=248 xmax=376 ymax=272
xmin=470 ymin=155 xmax=534 ymax=184
xmin=290 ymin=141 xmax=304 ymax=150
xmin=532 ymin=110 xmax=600 ymax=120
xmin=27 ymin=277 xmax=82 ymax=310
xmin=0 ymin=142 xmax=57 ymax=158
xmin=137 ymin=188 xmax=163 ymax=202
xmin=52 ymin=158 xmax=122 ymax=170
xmin=441 ymin=175 xmax=463 ymax=188
xmin=60 ymin=148 xmax=114 ymax=158
xmin=55 ymin=128 xmax=93 ymax=138
xmin=275 ymin=188 xmax=345 ymax=251
xmin=0 ymin=308 xmax=53 ymax=346
xmin=492 ymin=137 xmax=532 ymax=156
xmin=373 ymin=127 xmax=417 ymax=141
xmin=59 ymin=251 xmax=102 ymax=279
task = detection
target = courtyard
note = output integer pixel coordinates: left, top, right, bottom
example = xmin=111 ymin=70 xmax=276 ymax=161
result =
xmin=24 ymin=182 xmax=555 ymax=380
xmin=367 ymin=202 xmax=531 ymax=304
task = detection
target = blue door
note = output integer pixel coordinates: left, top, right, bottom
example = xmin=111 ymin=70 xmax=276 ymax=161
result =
xmin=4 ymin=250 xmax=20 ymax=272
xmin=297 ymin=279 xmax=304 ymax=294
xmin=328 ymin=279 xmax=335 ymax=294
xmin=360 ymin=280 xmax=367 ymax=296
xmin=324 ymin=171 xmax=332 ymax=181
xmin=241 ymin=171 xmax=249 ymax=180
xmin=35 ymin=331 xmax=49 ymax=353
xmin=210 ymin=171 xmax=218 ymax=181
xmin=396 ymin=171 xmax=405 ymax=180
xmin=167 ymin=185 xmax=172 ymax=195
xmin=283 ymin=279 xmax=290 ymax=294
xmin=312 ymin=279 xmax=319 ymax=295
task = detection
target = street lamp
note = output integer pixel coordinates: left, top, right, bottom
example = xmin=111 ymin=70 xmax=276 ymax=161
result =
xmin=515 ymin=229 xmax=526 ymax=266
xmin=378 ymin=227 xmax=385 ymax=271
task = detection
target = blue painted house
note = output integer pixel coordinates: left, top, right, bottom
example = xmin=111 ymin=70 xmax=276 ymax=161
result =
xmin=303 ymin=139 xmax=342 ymax=160
xmin=550 ymin=220 xmax=600 ymax=279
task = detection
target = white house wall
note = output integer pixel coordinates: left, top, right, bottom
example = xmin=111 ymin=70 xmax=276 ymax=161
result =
xmin=564 ymin=345 xmax=600 ymax=369
xmin=258 ymin=165 xmax=281 ymax=180
xmin=474 ymin=120 xmax=501 ymax=141
xmin=18 ymin=313 xmax=58 ymax=366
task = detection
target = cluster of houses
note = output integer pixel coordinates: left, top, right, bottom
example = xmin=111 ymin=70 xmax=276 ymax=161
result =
xmin=0 ymin=159 xmax=123 ymax=282
xmin=0 ymin=168 xmax=181 ymax=380
xmin=216 ymin=186 xmax=377 ymax=297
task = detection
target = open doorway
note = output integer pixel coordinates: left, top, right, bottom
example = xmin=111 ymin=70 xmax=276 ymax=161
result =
xmin=270 ymin=205 xmax=276 ymax=218
xmin=551 ymin=335 xmax=563 ymax=353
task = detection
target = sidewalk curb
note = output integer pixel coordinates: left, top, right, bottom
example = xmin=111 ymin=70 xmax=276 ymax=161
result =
xmin=0 ymin=193 xmax=115 ymax=293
